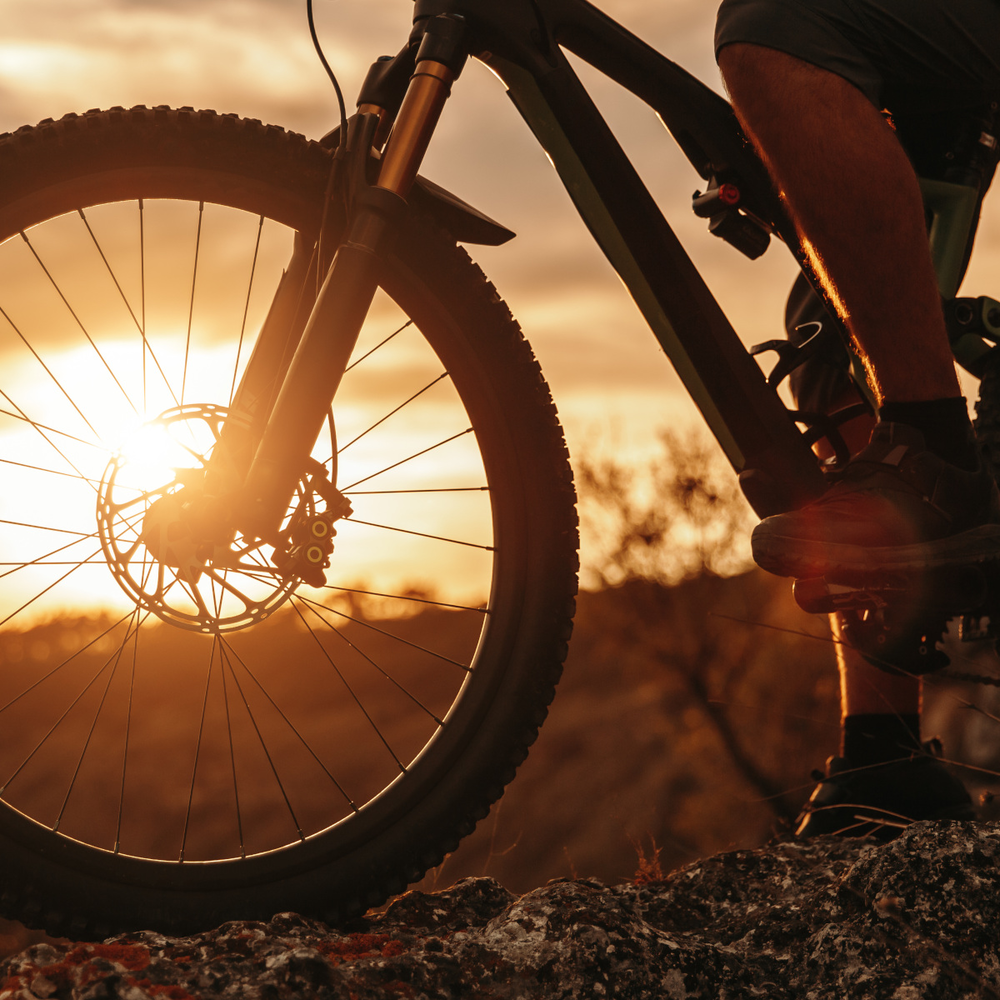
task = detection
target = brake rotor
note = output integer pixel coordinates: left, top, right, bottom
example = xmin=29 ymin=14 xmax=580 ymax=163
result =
xmin=96 ymin=403 xmax=329 ymax=634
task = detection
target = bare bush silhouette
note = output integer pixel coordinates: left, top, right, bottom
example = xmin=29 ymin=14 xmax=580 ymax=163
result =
xmin=574 ymin=427 xmax=1000 ymax=839
xmin=399 ymin=430 xmax=840 ymax=894
xmin=575 ymin=428 xmax=826 ymax=815
xmin=576 ymin=426 xmax=755 ymax=588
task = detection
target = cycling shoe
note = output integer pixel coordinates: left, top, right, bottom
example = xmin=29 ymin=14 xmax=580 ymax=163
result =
xmin=795 ymin=750 xmax=975 ymax=841
xmin=752 ymin=421 xmax=1000 ymax=583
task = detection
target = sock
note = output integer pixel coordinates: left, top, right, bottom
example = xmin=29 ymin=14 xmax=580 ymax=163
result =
xmin=878 ymin=397 xmax=979 ymax=471
xmin=841 ymin=713 xmax=922 ymax=766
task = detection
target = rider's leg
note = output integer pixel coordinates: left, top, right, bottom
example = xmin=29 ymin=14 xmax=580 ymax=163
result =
xmin=798 ymin=372 xmax=926 ymax=796
xmin=797 ymin=626 xmax=973 ymax=838
xmin=782 ymin=268 xmax=969 ymax=836
xmin=717 ymin=1 xmax=988 ymax=834
xmin=718 ymin=43 xmax=1000 ymax=580
xmin=718 ymin=44 xmax=960 ymax=408
xmin=833 ymin=615 xmax=921 ymax=762
xmin=811 ymin=397 xmax=923 ymax=768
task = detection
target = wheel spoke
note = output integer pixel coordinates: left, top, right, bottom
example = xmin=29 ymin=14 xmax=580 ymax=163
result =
xmin=218 ymin=642 xmax=305 ymax=842
xmin=114 ymin=611 xmax=142 ymax=854
xmin=0 ymin=613 xmax=144 ymax=797
xmin=295 ymin=593 xmax=471 ymax=672
xmin=346 ymin=486 xmax=489 ymax=494
xmin=77 ymin=208 xmax=179 ymax=409
xmin=0 ymin=456 xmax=106 ymax=488
xmin=295 ymin=597 xmax=444 ymax=727
xmin=220 ymin=659 xmax=247 ymax=859
xmin=290 ymin=601 xmax=407 ymax=771
xmin=341 ymin=427 xmax=476 ymax=491
xmin=343 ymin=319 xmax=413 ymax=374
xmin=0 ymin=304 xmax=103 ymax=440
xmin=181 ymin=202 xmax=204 ymax=405
xmin=0 ymin=560 xmax=107 ymax=566
xmin=337 ymin=372 xmax=451 ymax=455
xmin=229 ymin=215 xmax=265 ymax=408
xmin=0 ymin=395 xmax=109 ymax=453
xmin=0 ymin=545 xmax=104 ymax=627
xmin=139 ymin=199 xmax=147 ymax=411
xmin=219 ymin=635 xmax=358 ymax=809
xmin=179 ymin=637 xmax=217 ymax=862
xmin=53 ymin=607 xmax=147 ymax=832
xmin=0 ymin=390 xmax=105 ymax=495
xmin=0 ymin=518 xmax=93 ymax=538
xmin=321 ymin=584 xmax=488 ymax=614
xmin=18 ymin=231 xmax=138 ymax=416
xmin=0 ymin=611 xmax=136 ymax=717
xmin=345 ymin=516 xmax=493 ymax=551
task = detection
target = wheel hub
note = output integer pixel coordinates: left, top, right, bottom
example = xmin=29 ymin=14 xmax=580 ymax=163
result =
xmin=96 ymin=403 xmax=347 ymax=634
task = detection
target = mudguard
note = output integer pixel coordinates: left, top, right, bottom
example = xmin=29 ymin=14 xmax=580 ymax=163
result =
xmin=411 ymin=173 xmax=515 ymax=246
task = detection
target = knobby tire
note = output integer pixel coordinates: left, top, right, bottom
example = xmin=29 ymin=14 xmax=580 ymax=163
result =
xmin=0 ymin=107 xmax=578 ymax=938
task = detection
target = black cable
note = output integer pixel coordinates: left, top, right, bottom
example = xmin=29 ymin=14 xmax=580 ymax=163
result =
xmin=307 ymin=0 xmax=348 ymax=141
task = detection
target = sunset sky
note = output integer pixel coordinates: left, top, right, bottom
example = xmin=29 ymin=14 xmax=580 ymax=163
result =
xmin=1 ymin=0 xmax=1000 ymax=866
xmin=1 ymin=0 xmax=998 ymax=467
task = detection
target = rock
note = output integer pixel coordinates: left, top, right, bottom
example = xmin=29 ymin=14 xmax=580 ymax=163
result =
xmin=2 ymin=821 xmax=998 ymax=998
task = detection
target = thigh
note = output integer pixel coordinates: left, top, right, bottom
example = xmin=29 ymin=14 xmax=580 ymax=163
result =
xmin=716 ymin=0 xmax=1000 ymax=111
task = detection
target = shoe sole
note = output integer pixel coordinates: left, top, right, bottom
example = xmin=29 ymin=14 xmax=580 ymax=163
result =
xmin=752 ymin=523 xmax=1000 ymax=585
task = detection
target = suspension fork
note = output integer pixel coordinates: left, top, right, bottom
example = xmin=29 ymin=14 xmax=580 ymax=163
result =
xmin=236 ymin=15 xmax=469 ymax=544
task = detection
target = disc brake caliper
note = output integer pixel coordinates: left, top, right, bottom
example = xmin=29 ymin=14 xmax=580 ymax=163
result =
xmin=272 ymin=460 xmax=353 ymax=588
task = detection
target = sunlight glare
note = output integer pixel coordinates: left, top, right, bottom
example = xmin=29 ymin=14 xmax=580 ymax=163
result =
xmin=115 ymin=419 xmax=201 ymax=497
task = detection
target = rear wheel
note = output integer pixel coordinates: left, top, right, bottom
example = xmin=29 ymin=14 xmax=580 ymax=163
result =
xmin=0 ymin=107 xmax=577 ymax=937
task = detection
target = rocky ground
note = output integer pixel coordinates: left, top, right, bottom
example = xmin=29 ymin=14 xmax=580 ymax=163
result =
xmin=2 ymin=820 xmax=999 ymax=999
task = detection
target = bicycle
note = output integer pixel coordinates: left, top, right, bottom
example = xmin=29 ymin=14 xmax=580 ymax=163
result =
xmin=0 ymin=0 xmax=996 ymax=939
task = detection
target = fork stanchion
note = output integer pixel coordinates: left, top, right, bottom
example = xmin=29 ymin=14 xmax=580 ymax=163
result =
xmin=376 ymin=61 xmax=456 ymax=196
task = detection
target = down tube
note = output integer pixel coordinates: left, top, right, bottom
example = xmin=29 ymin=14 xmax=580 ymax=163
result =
xmin=487 ymin=54 xmax=825 ymax=515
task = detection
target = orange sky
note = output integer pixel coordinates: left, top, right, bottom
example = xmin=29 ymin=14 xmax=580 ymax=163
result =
xmin=3 ymin=0 xmax=1000 ymax=867
xmin=0 ymin=0 xmax=997 ymax=467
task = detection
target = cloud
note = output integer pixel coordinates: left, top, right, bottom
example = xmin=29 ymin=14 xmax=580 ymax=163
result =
xmin=1 ymin=0 xmax=997 ymax=468
xmin=0 ymin=2 xmax=331 ymax=131
xmin=0 ymin=0 xmax=806 ymax=465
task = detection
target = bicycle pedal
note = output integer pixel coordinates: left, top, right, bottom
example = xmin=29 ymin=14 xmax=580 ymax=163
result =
xmin=793 ymin=564 xmax=989 ymax=617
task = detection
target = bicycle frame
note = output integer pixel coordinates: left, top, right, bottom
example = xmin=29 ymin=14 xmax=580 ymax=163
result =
xmin=234 ymin=0 xmax=996 ymax=556
xmin=429 ymin=0 xmax=826 ymax=503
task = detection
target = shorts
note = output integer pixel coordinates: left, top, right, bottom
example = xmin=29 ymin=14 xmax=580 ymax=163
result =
xmin=715 ymin=0 xmax=1000 ymax=114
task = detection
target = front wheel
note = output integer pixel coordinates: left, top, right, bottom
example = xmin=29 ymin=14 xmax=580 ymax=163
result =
xmin=0 ymin=107 xmax=578 ymax=937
